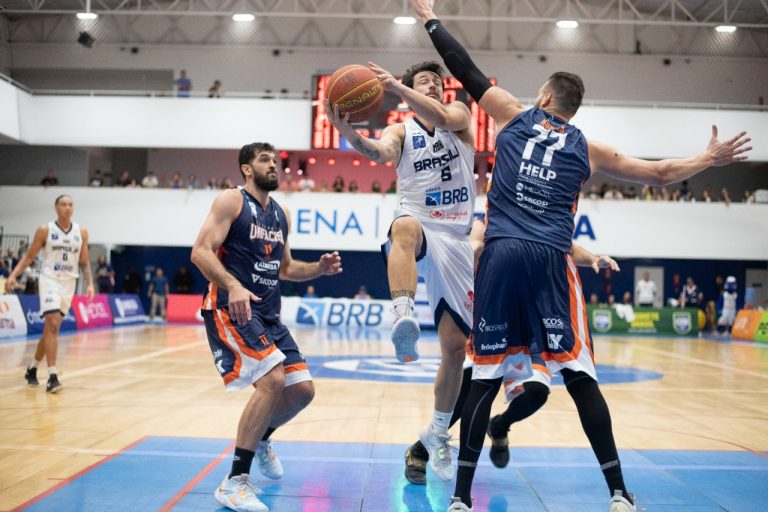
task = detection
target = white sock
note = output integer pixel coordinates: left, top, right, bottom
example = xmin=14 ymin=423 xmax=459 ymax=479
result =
xmin=29 ymin=359 xmax=40 ymax=369
xmin=392 ymin=296 xmax=414 ymax=318
xmin=431 ymin=410 xmax=453 ymax=434
xmin=48 ymin=366 xmax=57 ymax=376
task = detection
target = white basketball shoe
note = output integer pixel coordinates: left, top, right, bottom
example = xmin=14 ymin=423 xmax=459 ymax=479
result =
xmin=214 ymin=474 xmax=268 ymax=512
xmin=609 ymin=491 xmax=637 ymax=512
xmin=255 ymin=440 xmax=283 ymax=480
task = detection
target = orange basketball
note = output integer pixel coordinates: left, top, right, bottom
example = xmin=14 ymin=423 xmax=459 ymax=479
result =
xmin=327 ymin=64 xmax=384 ymax=123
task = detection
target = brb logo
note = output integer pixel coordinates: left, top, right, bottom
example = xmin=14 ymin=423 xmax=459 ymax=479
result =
xmin=296 ymin=300 xmax=384 ymax=327
xmin=425 ymin=187 xmax=469 ymax=207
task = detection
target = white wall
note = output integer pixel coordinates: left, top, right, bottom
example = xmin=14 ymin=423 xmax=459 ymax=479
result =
xmin=1 ymin=186 xmax=767 ymax=260
xmin=9 ymin=45 xmax=768 ymax=105
xmin=0 ymin=79 xmax=21 ymax=142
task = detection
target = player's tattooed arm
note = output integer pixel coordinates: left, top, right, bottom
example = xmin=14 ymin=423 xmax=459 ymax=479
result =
xmin=347 ymin=135 xmax=381 ymax=161
xmin=390 ymin=289 xmax=415 ymax=299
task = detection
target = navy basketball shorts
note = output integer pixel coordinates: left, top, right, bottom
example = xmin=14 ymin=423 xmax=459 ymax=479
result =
xmin=202 ymin=308 xmax=311 ymax=392
xmin=470 ymin=238 xmax=596 ymax=399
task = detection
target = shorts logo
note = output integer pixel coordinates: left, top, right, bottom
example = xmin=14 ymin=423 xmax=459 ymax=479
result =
xmin=592 ymin=309 xmax=612 ymax=333
xmin=412 ymin=134 xmax=426 ymax=149
xmin=477 ymin=317 xmax=507 ymax=333
xmin=297 ymin=300 xmax=326 ymax=325
xmin=480 ymin=341 xmax=506 ymax=351
xmin=432 ymin=140 xmax=445 ymax=152
xmin=547 ymin=334 xmax=563 ymax=351
xmin=672 ymin=312 xmax=692 ymax=334
xmin=259 ymin=334 xmax=270 ymax=346
xmin=542 ymin=318 xmax=564 ymax=330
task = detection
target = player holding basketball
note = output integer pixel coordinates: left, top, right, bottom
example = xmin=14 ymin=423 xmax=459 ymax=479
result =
xmin=410 ymin=1 xmax=752 ymax=511
xmin=327 ymin=61 xmax=476 ymax=482
xmin=191 ymin=143 xmax=342 ymax=512
xmin=4 ymin=194 xmax=95 ymax=394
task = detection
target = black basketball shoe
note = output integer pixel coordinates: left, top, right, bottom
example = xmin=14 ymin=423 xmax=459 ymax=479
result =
xmin=25 ymin=366 xmax=39 ymax=386
xmin=404 ymin=440 xmax=428 ymax=484
xmin=46 ymin=374 xmax=63 ymax=394
xmin=487 ymin=415 xmax=510 ymax=468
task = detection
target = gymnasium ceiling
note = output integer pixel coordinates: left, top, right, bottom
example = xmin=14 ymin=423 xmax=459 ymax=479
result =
xmin=1 ymin=0 xmax=767 ymax=57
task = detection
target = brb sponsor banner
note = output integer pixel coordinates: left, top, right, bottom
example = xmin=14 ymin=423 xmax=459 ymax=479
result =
xmin=72 ymin=294 xmax=113 ymax=329
xmin=108 ymin=294 xmax=147 ymax=325
xmin=17 ymin=294 xmax=76 ymax=335
xmin=588 ymin=306 xmax=700 ymax=336
xmin=0 ymin=295 xmax=27 ymax=339
xmin=167 ymin=294 xmax=204 ymax=323
xmin=281 ymin=297 xmax=393 ymax=329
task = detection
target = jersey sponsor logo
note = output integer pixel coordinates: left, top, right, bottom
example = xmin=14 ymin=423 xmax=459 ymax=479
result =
xmin=516 ymin=192 xmax=549 ymax=208
xmin=251 ymin=274 xmax=279 ymax=287
xmin=672 ymin=312 xmax=692 ymax=334
xmin=519 ymin=161 xmax=557 ymax=181
xmin=463 ymin=291 xmax=473 ymax=314
xmin=254 ymin=260 xmax=281 ymax=273
xmin=53 ymin=263 xmax=75 ymax=273
xmin=412 ymin=134 xmax=426 ymax=149
xmin=250 ymin=224 xmax=284 ymax=244
xmin=547 ymin=333 xmax=563 ymax=350
xmin=433 ymin=140 xmax=445 ymax=152
xmin=477 ymin=317 xmax=507 ymax=333
xmin=425 ymin=187 xmax=469 ymax=207
xmin=516 ymin=181 xmax=551 ymax=197
xmin=51 ymin=233 xmax=59 ymax=240
xmin=430 ymin=210 xmax=444 ymax=219
xmin=413 ymin=147 xmax=460 ymax=173
xmin=543 ymin=317 xmax=564 ymax=330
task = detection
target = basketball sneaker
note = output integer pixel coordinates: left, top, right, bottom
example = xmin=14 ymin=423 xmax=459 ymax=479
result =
xmin=25 ymin=367 xmax=39 ymax=386
xmin=419 ymin=426 xmax=453 ymax=481
xmin=487 ymin=415 xmax=510 ymax=468
xmin=609 ymin=491 xmax=637 ymax=512
xmin=214 ymin=474 xmax=268 ymax=512
xmin=46 ymin=374 xmax=62 ymax=394
xmin=255 ymin=440 xmax=283 ymax=480
xmin=391 ymin=316 xmax=420 ymax=362
xmin=447 ymin=497 xmax=472 ymax=511
xmin=404 ymin=440 xmax=428 ymax=485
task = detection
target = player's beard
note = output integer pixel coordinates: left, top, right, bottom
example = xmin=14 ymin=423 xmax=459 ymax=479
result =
xmin=253 ymin=171 xmax=279 ymax=192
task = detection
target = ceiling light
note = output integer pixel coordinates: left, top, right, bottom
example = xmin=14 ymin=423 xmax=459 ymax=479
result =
xmin=76 ymin=12 xmax=98 ymax=20
xmin=233 ymin=13 xmax=256 ymax=22
xmin=556 ymin=20 xmax=579 ymax=29
xmin=393 ymin=16 xmax=417 ymax=25
xmin=715 ymin=25 xmax=737 ymax=33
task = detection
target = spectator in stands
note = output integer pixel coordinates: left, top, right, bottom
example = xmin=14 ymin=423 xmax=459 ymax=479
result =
xmin=622 ymin=291 xmax=632 ymax=305
xmin=221 ymin=177 xmax=234 ymax=189
xmin=354 ymin=286 xmax=371 ymax=300
xmin=169 ymin=172 xmax=184 ymax=189
xmin=371 ymin=180 xmax=382 ymax=193
xmin=173 ymin=266 xmax=194 ymax=294
xmin=589 ymin=293 xmax=599 ymax=306
xmin=603 ymin=184 xmax=624 ymax=200
xmin=679 ymin=180 xmax=690 ymax=198
xmin=142 ymin=171 xmax=160 ymax=188
xmin=635 ymin=271 xmax=657 ymax=307
xmin=208 ymin=80 xmax=222 ymax=98
xmin=680 ymin=277 xmax=703 ymax=309
xmin=625 ymin=186 xmax=637 ymax=200
xmin=115 ymin=170 xmax=131 ymax=187
xmin=4 ymin=248 xmax=18 ymax=272
xmin=128 ymin=179 xmax=140 ymax=188
xmin=95 ymin=255 xmax=115 ymax=294
xmin=303 ymin=285 xmax=318 ymax=298
xmin=187 ymin=175 xmax=200 ymax=189
xmin=148 ymin=267 xmax=170 ymax=321
xmin=742 ymin=190 xmax=755 ymax=203
xmin=122 ymin=267 xmax=142 ymax=294
xmin=599 ymin=183 xmax=609 ymax=198
xmin=348 ymin=181 xmax=359 ymax=193
xmin=720 ymin=187 xmax=731 ymax=205
xmin=89 ymin=170 xmax=104 ymax=187
xmin=206 ymin=178 xmax=219 ymax=190
xmin=332 ymin=176 xmax=345 ymax=193
xmin=671 ymin=189 xmax=682 ymax=202
xmin=279 ymin=175 xmax=296 ymax=192
xmin=606 ymin=294 xmax=616 ymax=306
xmin=298 ymin=170 xmax=315 ymax=192
xmin=0 ymin=260 xmax=8 ymax=278
xmin=40 ymin=170 xmax=58 ymax=187
xmin=175 ymin=69 xmax=192 ymax=97
xmin=683 ymin=190 xmax=696 ymax=202
xmin=319 ymin=182 xmax=329 ymax=192
xmin=586 ymin=184 xmax=600 ymax=200
xmin=17 ymin=240 xmax=29 ymax=260
xmin=660 ymin=186 xmax=671 ymax=201
xmin=386 ymin=180 xmax=397 ymax=194
xmin=701 ymin=186 xmax=715 ymax=202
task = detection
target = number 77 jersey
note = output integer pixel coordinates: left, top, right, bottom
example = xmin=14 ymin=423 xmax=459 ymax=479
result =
xmin=485 ymin=108 xmax=590 ymax=252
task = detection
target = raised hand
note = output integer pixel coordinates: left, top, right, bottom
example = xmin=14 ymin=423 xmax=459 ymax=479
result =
xmin=707 ymin=125 xmax=752 ymax=166
xmin=368 ymin=62 xmax=401 ymax=94
xmin=325 ymin=99 xmax=353 ymax=133
xmin=410 ymin=0 xmax=437 ymax=21
xmin=592 ymin=255 xmax=620 ymax=274
xmin=318 ymin=251 xmax=343 ymax=276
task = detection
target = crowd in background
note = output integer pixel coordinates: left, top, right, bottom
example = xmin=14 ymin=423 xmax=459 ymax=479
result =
xmin=581 ymin=180 xmax=761 ymax=204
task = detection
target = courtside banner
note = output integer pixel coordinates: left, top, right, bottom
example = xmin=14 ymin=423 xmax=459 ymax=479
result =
xmin=755 ymin=311 xmax=768 ymax=344
xmin=18 ymin=294 xmax=76 ymax=335
xmin=72 ymin=294 xmax=113 ymax=329
xmin=108 ymin=294 xmax=147 ymax=325
xmin=588 ymin=306 xmax=700 ymax=336
xmin=731 ymin=310 xmax=763 ymax=341
xmin=0 ymin=295 xmax=27 ymax=339
xmin=167 ymin=294 xmax=204 ymax=323
xmin=281 ymin=297 xmax=394 ymax=329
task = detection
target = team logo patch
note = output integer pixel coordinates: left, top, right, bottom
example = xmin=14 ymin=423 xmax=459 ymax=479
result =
xmin=412 ymin=134 xmax=426 ymax=149
xmin=51 ymin=233 xmax=59 ymax=240
xmin=672 ymin=312 xmax=692 ymax=334
xmin=593 ymin=309 xmax=612 ymax=333
xmin=432 ymin=140 xmax=444 ymax=152
xmin=425 ymin=191 xmax=441 ymax=207
xmin=296 ymin=300 xmax=326 ymax=325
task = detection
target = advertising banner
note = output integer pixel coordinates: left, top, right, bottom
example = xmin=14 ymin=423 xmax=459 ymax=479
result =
xmin=281 ymin=297 xmax=394 ymax=329
xmin=588 ymin=306 xmax=699 ymax=336
xmin=754 ymin=311 xmax=768 ymax=344
xmin=731 ymin=310 xmax=763 ymax=341
xmin=0 ymin=294 xmax=27 ymax=339
xmin=166 ymin=294 xmax=204 ymax=324
xmin=108 ymin=294 xmax=147 ymax=325
xmin=17 ymin=294 xmax=76 ymax=335
xmin=72 ymin=294 xmax=113 ymax=329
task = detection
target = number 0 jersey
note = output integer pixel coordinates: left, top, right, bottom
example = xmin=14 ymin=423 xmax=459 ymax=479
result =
xmin=486 ymin=108 xmax=590 ymax=252
xmin=41 ymin=221 xmax=82 ymax=281
xmin=395 ymin=118 xmax=476 ymax=238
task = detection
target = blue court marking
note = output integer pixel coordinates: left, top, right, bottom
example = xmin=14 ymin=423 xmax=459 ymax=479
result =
xmin=303 ymin=354 xmax=663 ymax=385
xmin=18 ymin=437 xmax=768 ymax=511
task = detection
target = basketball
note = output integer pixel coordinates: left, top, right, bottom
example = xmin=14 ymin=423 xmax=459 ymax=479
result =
xmin=327 ymin=64 xmax=383 ymax=122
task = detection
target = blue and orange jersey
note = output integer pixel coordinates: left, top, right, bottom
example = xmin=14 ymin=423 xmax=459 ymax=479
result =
xmin=485 ymin=108 xmax=590 ymax=253
xmin=203 ymin=188 xmax=288 ymax=321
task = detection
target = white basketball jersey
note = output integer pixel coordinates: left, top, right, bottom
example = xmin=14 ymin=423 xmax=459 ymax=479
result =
xmin=395 ymin=118 xmax=476 ymax=237
xmin=41 ymin=221 xmax=82 ymax=280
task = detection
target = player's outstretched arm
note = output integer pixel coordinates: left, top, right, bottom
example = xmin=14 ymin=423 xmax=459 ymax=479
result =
xmin=368 ymin=61 xmax=472 ymax=135
xmin=571 ymin=243 xmax=620 ymax=274
xmin=589 ymin=125 xmax=752 ymax=186
xmin=279 ymin=210 xmax=343 ymax=282
xmin=79 ymin=228 xmax=95 ymax=300
xmin=410 ymin=0 xmax=524 ymax=128
xmin=325 ymin=100 xmax=405 ymax=164
xmin=191 ymin=189 xmax=260 ymax=325
xmin=4 ymin=225 xmax=46 ymax=294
